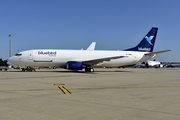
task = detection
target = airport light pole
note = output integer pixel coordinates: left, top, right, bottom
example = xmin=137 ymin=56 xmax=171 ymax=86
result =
xmin=9 ymin=34 xmax=12 ymax=57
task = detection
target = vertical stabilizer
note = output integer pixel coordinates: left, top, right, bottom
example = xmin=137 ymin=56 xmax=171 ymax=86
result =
xmin=125 ymin=27 xmax=158 ymax=52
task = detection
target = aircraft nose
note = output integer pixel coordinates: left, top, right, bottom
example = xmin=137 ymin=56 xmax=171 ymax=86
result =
xmin=8 ymin=56 xmax=17 ymax=65
xmin=8 ymin=57 xmax=11 ymax=62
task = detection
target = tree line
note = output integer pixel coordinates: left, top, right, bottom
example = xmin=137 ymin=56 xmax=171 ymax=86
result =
xmin=0 ymin=58 xmax=8 ymax=66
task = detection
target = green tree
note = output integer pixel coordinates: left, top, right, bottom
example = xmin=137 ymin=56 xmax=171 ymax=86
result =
xmin=0 ymin=58 xmax=8 ymax=66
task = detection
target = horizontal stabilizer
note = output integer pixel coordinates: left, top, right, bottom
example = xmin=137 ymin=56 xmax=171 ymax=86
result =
xmin=145 ymin=49 xmax=171 ymax=56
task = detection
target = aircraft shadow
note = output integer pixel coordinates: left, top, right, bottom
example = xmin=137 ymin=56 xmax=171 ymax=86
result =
xmin=6 ymin=69 xmax=133 ymax=73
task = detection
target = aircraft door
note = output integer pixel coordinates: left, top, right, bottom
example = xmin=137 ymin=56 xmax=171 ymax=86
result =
xmin=28 ymin=51 xmax=33 ymax=60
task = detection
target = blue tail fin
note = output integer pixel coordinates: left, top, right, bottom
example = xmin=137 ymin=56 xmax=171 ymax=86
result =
xmin=125 ymin=27 xmax=158 ymax=52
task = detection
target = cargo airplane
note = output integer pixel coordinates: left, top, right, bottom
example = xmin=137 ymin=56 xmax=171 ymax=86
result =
xmin=8 ymin=27 xmax=170 ymax=72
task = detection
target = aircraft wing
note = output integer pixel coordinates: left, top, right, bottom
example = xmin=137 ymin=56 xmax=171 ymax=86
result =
xmin=145 ymin=49 xmax=171 ymax=56
xmin=82 ymin=56 xmax=125 ymax=66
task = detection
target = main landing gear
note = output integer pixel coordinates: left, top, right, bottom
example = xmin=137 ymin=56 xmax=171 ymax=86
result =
xmin=85 ymin=67 xmax=94 ymax=72
xmin=22 ymin=67 xmax=36 ymax=72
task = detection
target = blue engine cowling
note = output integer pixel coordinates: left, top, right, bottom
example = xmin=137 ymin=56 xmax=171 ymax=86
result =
xmin=66 ymin=61 xmax=83 ymax=70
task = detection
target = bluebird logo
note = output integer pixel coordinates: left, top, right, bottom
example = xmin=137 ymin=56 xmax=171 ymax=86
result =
xmin=38 ymin=51 xmax=57 ymax=56
xmin=145 ymin=36 xmax=154 ymax=45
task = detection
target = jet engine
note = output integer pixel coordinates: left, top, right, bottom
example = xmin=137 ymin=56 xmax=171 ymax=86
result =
xmin=66 ymin=61 xmax=83 ymax=70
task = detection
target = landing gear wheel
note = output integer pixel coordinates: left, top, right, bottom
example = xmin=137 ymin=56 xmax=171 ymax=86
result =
xmin=85 ymin=68 xmax=89 ymax=72
xmin=90 ymin=68 xmax=94 ymax=72
xmin=85 ymin=67 xmax=94 ymax=72
xmin=21 ymin=67 xmax=36 ymax=72
xmin=22 ymin=68 xmax=25 ymax=72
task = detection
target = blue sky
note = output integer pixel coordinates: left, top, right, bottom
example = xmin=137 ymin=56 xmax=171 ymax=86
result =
xmin=0 ymin=0 xmax=180 ymax=61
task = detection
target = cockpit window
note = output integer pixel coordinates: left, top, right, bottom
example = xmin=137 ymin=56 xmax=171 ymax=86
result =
xmin=15 ymin=53 xmax=22 ymax=56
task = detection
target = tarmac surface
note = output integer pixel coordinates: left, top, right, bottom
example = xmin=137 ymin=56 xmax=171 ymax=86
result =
xmin=0 ymin=68 xmax=180 ymax=120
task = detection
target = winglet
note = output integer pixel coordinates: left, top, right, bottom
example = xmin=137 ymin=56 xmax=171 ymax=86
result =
xmin=87 ymin=42 xmax=96 ymax=50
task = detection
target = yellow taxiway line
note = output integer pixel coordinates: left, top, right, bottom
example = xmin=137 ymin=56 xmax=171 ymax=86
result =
xmin=58 ymin=86 xmax=71 ymax=94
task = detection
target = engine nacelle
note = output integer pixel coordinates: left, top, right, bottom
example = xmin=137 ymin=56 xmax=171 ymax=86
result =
xmin=66 ymin=61 xmax=83 ymax=70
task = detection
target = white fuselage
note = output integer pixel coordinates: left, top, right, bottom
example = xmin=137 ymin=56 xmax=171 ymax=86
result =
xmin=8 ymin=49 xmax=154 ymax=68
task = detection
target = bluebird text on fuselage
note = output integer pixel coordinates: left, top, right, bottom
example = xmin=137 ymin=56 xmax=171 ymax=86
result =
xmin=38 ymin=51 xmax=57 ymax=56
